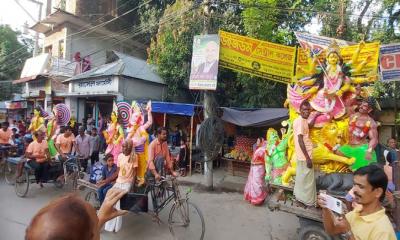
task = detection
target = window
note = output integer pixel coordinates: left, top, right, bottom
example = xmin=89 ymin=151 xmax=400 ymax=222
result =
xmin=45 ymin=45 xmax=53 ymax=55
xmin=58 ymin=40 xmax=65 ymax=58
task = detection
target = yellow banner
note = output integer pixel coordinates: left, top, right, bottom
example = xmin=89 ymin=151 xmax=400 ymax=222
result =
xmin=296 ymin=42 xmax=380 ymax=79
xmin=219 ymin=30 xmax=296 ymax=84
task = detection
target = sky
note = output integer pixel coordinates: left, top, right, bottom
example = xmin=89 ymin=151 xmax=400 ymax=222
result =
xmin=0 ymin=0 xmax=46 ymax=36
xmin=0 ymin=0 xmax=396 ymax=40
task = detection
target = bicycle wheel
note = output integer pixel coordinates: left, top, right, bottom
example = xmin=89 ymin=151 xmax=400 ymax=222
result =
xmin=168 ymin=200 xmax=205 ymax=240
xmin=15 ymin=168 xmax=29 ymax=197
xmin=4 ymin=162 xmax=16 ymax=185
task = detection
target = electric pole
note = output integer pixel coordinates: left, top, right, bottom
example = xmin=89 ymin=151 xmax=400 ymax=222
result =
xmin=203 ymin=0 xmax=215 ymax=190
xmin=15 ymin=0 xmax=43 ymax=56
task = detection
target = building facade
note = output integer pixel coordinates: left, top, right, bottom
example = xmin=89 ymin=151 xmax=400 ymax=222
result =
xmin=14 ymin=0 xmax=147 ymax=114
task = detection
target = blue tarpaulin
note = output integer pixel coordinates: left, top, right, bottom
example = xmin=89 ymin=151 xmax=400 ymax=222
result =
xmin=151 ymin=101 xmax=197 ymax=116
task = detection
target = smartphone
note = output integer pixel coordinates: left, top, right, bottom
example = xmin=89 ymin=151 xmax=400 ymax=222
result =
xmin=320 ymin=193 xmax=343 ymax=214
xmin=120 ymin=193 xmax=148 ymax=213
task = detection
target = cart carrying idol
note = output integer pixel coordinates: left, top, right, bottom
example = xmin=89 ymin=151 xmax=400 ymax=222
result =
xmin=259 ymin=39 xmax=399 ymax=239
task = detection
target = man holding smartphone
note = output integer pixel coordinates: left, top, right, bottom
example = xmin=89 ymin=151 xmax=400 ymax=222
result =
xmin=318 ymin=165 xmax=396 ymax=240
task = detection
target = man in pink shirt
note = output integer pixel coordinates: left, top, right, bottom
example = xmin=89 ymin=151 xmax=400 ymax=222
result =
xmin=293 ymin=100 xmax=319 ymax=206
xmin=26 ymin=130 xmax=50 ymax=187
xmin=55 ymin=126 xmax=76 ymax=161
xmin=147 ymin=127 xmax=177 ymax=181
xmin=0 ymin=121 xmax=12 ymax=145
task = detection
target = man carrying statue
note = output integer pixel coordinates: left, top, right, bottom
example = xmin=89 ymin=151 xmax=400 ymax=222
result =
xmin=337 ymin=97 xmax=378 ymax=171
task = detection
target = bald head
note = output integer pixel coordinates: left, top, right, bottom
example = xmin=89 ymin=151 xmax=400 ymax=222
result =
xmin=122 ymin=140 xmax=133 ymax=156
xmin=25 ymin=194 xmax=98 ymax=240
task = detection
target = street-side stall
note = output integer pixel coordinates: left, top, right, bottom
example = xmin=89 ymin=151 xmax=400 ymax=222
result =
xmin=150 ymin=101 xmax=203 ymax=175
xmin=221 ymin=107 xmax=288 ymax=177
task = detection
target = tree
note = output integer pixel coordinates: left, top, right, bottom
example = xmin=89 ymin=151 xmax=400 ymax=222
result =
xmin=148 ymin=0 xmax=203 ymax=99
xmin=0 ymin=25 xmax=32 ymax=101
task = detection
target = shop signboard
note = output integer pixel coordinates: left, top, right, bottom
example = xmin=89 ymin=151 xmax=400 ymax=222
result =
xmin=72 ymin=77 xmax=118 ymax=93
xmin=5 ymin=101 xmax=27 ymax=110
xmin=380 ymin=43 xmax=400 ymax=82
xmin=219 ymin=30 xmax=297 ymax=84
xmin=189 ymin=34 xmax=220 ymax=90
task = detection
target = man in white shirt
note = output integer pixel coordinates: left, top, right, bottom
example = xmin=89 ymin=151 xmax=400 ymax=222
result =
xmin=75 ymin=126 xmax=91 ymax=172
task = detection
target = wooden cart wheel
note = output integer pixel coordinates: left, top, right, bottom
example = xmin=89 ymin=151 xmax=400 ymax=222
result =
xmin=4 ymin=161 xmax=16 ymax=185
xmin=298 ymin=224 xmax=333 ymax=240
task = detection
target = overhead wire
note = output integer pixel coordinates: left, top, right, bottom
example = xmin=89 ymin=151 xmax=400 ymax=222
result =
xmin=0 ymin=0 xmax=148 ymax=68
xmin=222 ymin=2 xmax=397 ymax=20
xmin=78 ymin=3 xmax=201 ymax=61
xmin=39 ymin=2 xmax=201 ymax=76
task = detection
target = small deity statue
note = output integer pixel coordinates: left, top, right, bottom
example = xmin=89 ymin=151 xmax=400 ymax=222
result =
xmin=126 ymin=101 xmax=153 ymax=186
xmin=265 ymin=124 xmax=291 ymax=185
xmin=104 ymin=103 xmax=125 ymax=164
xmin=28 ymin=106 xmax=46 ymax=139
xmin=47 ymin=107 xmax=60 ymax=158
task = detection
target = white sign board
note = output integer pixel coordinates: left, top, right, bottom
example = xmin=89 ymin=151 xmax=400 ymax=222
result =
xmin=72 ymin=77 xmax=118 ymax=93
xmin=189 ymin=34 xmax=220 ymax=90
xmin=380 ymin=44 xmax=400 ymax=82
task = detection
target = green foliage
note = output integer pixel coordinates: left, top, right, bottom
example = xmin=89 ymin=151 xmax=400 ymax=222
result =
xmin=148 ymin=0 xmax=203 ymax=99
xmin=0 ymin=25 xmax=31 ymax=101
xmin=144 ymin=0 xmax=399 ymax=108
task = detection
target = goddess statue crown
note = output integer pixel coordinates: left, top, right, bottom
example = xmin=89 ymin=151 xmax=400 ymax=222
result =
xmin=131 ymin=101 xmax=141 ymax=113
xmin=327 ymin=40 xmax=341 ymax=56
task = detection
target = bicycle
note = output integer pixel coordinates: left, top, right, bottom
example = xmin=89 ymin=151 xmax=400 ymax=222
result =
xmin=9 ymin=155 xmax=83 ymax=197
xmin=155 ymin=176 xmax=205 ymax=240
xmin=80 ymin=175 xmax=205 ymax=240
xmin=1 ymin=145 xmax=19 ymax=185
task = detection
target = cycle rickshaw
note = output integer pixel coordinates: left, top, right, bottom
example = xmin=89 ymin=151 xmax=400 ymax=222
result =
xmin=6 ymin=155 xmax=84 ymax=197
xmin=78 ymin=175 xmax=205 ymax=240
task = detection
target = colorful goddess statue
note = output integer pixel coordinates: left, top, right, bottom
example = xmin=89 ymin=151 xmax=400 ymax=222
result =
xmin=126 ymin=101 xmax=153 ymax=185
xmin=28 ymin=106 xmax=46 ymax=139
xmin=104 ymin=103 xmax=125 ymax=164
xmin=265 ymin=125 xmax=291 ymax=185
xmin=47 ymin=104 xmax=71 ymax=158
xmin=288 ymin=41 xmax=376 ymax=128
xmin=280 ymin=39 xmax=379 ymax=186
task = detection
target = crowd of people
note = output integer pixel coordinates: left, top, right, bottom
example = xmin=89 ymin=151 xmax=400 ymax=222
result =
xmin=0 ymin=110 xmax=191 ymax=236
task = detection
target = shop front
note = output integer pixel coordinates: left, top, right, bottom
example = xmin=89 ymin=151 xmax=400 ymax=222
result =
xmin=62 ymin=51 xmax=167 ymax=126
xmin=220 ymin=108 xmax=288 ymax=177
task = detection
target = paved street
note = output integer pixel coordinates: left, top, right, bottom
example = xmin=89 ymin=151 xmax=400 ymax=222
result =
xmin=0 ymin=178 xmax=299 ymax=240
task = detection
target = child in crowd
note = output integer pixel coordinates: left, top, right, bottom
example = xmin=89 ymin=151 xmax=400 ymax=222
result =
xmin=96 ymin=153 xmax=118 ymax=205
xmin=104 ymin=140 xmax=137 ymax=233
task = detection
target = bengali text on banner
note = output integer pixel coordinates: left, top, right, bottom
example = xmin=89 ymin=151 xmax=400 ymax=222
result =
xmin=219 ymin=30 xmax=297 ymax=84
